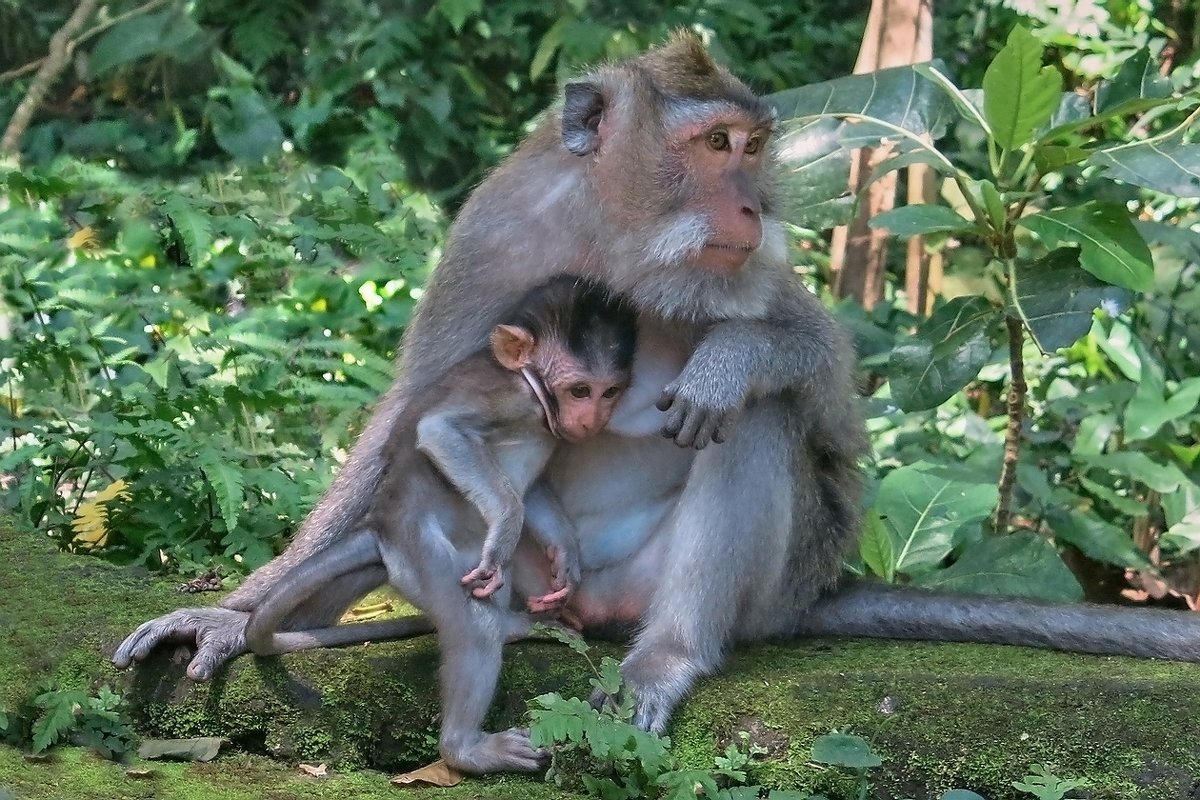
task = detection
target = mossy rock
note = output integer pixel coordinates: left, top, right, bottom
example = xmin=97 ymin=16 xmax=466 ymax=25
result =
xmin=2 ymin=526 xmax=1199 ymax=800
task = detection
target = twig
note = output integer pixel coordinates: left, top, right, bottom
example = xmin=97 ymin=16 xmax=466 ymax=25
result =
xmin=1 ymin=0 xmax=100 ymax=156
xmin=992 ymin=315 xmax=1028 ymax=534
xmin=0 ymin=0 xmax=172 ymax=83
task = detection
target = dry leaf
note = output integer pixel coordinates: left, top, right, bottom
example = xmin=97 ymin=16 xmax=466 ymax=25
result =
xmin=66 ymin=225 xmax=99 ymax=250
xmin=125 ymin=768 xmax=158 ymax=779
xmin=342 ymin=600 xmax=394 ymax=622
xmin=391 ymin=759 xmax=463 ymax=788
xmin=298 ymin=763 xmax=328 ymax=777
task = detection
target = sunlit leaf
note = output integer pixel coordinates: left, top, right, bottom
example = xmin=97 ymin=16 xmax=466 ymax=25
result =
xmin=1011 ymin=248 xmax=1133 ymax=352
xmin=1019 ymin=203 xmax=1154 ymax=292
xmin=982 ymin=26 xmax=1062 ymax=150
xmin=1088 ymin=138 xmax=1200 ymax=198
xmin=915 ymin=533 xmax=1083 ymax=602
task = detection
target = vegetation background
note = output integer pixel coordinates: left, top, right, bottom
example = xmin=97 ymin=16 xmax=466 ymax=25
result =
xmin=1 ymin=0 xmax=1199 ymax=634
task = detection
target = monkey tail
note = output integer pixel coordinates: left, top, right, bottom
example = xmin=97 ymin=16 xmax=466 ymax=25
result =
xmin=798 ymin=581 xmax=1200 ymax=662
xmin=269 ymin=615 xmax=436 ymax=654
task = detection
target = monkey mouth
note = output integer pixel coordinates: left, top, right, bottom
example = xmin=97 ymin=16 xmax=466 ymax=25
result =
xmin=699 ymin=242 xmax=756 ymax=271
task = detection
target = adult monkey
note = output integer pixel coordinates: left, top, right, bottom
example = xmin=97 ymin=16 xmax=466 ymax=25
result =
xmin=117 ymin=31 xmax=863 ymax=736
xmin=114 ymin=31 xmax=1200 ymax=756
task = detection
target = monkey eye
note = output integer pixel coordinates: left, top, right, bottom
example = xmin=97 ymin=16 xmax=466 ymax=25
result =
xmin=707 ymin=130 xmax=730 ymax=151
xmin=569 ymin=384 xmax=591 ymax=399
xmin=601 ymin=385 xmax=622 ymax=399
xmin=745 ymin=133 xmax=763 ymax=155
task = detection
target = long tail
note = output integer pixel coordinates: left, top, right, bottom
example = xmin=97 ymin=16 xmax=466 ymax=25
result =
xmin=798 ymin=582 xmax=1200 ymax=662
xmin=271 ymin=615 xmax=436 ymax=654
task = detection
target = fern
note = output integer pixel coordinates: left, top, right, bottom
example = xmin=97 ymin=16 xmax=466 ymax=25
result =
xmin=161 ymin=195 xmax=215 ymax=268
xmin=71 ymin=479 xmax=132 ymax=550
xmin=196 ymin=450 xmax=246 ymax=535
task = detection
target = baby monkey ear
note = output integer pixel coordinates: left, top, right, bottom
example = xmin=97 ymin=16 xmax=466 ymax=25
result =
xmin=490 ymin=324 xmax=536 ymax=371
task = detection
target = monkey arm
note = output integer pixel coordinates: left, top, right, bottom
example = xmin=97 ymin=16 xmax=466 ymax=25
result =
xmin=415 ymin=412 xmax=539 ymax=595
xmin=659 ymin=281 xmax=853 ymax=448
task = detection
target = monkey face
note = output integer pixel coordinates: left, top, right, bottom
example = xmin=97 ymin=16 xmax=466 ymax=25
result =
xmin=552 ymin=378 xmax=627 ymax=442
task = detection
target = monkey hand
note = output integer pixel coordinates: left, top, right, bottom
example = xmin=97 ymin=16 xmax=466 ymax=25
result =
xmin=113 ymin=607 xmax=249 ymax=681
xmin=462 ymin=564 xmax=505 ymax=599
xmin=656 ymin=361 xmax=747 ymax=449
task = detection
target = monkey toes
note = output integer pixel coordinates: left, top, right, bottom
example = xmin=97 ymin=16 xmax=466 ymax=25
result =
xmin=443 ymin=729 xmax=547 ymax=774
xmin=461 ymin=565 xmax=504 ymax=598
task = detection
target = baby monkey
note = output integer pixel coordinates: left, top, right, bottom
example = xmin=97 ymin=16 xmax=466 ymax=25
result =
xmin=244 ymin=275 xmax=637 ymax=659
xmin=431 ymin=275 xmax=637 ymax=603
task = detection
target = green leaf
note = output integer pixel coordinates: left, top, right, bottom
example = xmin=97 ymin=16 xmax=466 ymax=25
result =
xmin=1077 ymin=452 xmax=1191 ymax=493
xmin=1125 ymin=372 xmax=1200 ymax=441
xmin=869 ymin=205 xmax=975 ymax=236
xmin=197 ymin=455 xmax=244 ymax=534
xmin=161 ymin=196 xmax=213 ymax=268
xmin=915 ymin=533 xmax=1084 ymax=602
xmin=811 ymin=733 xmax=881 ymax=769
xmin=1079 ymin=475 xmax=1151 ymax=516
xmin=530 ymin=17 xmax=569 ymax=80
xmin=208 ymin=88 xmax=284 ymax=162
xmin=1096 ymin=48 xmax=1172 ymax=114
xmin=914 ymin=63 xmax=991 ymax=134
xmin=1163 ymin=509 xmax=1200 ymax=555
xmin=1048 ymin=510 xmax=1153 ymax=570
xmin=858 ymin=511 xmax=895 ymax=582
xmin=1033 ymin=144 xmax=1092 ymax=173
xmin=941 ymin=792 xmax=988 ymax=800
xmin=435 ymin=0 xmax=482 ymax=32
xmin=887 ymin=296 xmax=1000 ymax=412
xmin=1018 ymin=203 xmax=1154 ymax=292
xmin=89 ymin=11 xmax=202 ymax=75
xmin=1010 ymin=248 xmax=1133 ymax=353
xmin=874 ymin=463 xmax=998 ymax=576
xmin=32 ymin=689 xmax=87 ymax=753
xmin=982 ymin=26 xmax=1063 ymax=151
xmin=977 ymin=178 xmax=1006 ymax=231
xmin=1088 ymin=138 xmax=1200 ymax=199
xmin=771 ymin=64 xmax=949 ymax=229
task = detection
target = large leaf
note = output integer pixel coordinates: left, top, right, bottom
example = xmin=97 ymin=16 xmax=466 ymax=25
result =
xmin=858 ymin=510 xmax=896 ymax=582
xmin=1048 ymin=510 xmax=1153 ymax=570
xmin=769 ymin=64 xmax=949 ymax=229
xmin=982 ymin=26 xmax=1062 ymax=151
xmin=1010 ymin=248 xmax=1133 ymax=352
xmin=810 ymin=733 xmax=881 ymax=769
xmin=874 ymin=463 xmax=998 ymax=577
xmin=1018 ymin=203 xmax=1154 ymax=292
xmin=1095 ymin=48 xmax=1173 ymax=115
xmin=915 ymin=533 xmax=1083 ymax=602
xmin=88 ymin=10 xmax=204 ymax=76
xmin=209 ymin=88 xmax=284 ymax=162
xmin=887 ymin=296 xmax=1000 ymax=412
xmin=868 ymin=205 xmax=976 ymax=236
xmin=1088 ymin=138 xmax=1200 ymax=198
xmin=1076 ymin=451 xmax=1191 ymax=493
xmin=1124 ymin=371 xmax=1200 ymax=441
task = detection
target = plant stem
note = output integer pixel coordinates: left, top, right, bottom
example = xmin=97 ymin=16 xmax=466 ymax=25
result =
xmin=1 ymin=0 xmax=100 ymax=156
xmin=993 ymin=315 xmax=1027 ymax=534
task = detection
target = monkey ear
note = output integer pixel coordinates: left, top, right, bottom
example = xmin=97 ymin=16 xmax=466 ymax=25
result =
xmin=562 ymin=81 xmax=605 ymax=156
xmin=490 ymin=325 xmax=536 ymax=371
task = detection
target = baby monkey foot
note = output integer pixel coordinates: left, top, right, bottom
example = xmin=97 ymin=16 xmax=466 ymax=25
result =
xmin=461 ymin=564 xmax=505 ymax=599
xmin=526 ymin=544 xmax=577 ymax=613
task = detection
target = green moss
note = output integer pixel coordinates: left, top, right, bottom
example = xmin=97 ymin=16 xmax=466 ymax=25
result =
xmin=5 ymin=523 xmax=1200 ymax=798
xmin=0 ymin=744 xmax=569 ymax=800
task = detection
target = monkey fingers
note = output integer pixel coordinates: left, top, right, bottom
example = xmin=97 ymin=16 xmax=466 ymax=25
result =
xmin=526 ymin=584 xmax=573 ymax=613
xmin=112 ymin=607 xmax=249 ymax=681
xmin=461 ymin=565 xmax=504 ymax=598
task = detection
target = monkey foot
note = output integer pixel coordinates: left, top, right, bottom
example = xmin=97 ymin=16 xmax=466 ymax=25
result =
xmin=461 ymin=566 xmax=504 ymax=598
xmin=443 ymin=728 xmax=547 ymax=774
xmin=526 ymin=583 xmax=573 ymax=613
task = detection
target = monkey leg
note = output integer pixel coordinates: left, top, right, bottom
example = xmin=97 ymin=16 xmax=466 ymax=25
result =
xmin=390 ymin=527 xmax=545 ymax=773
xmin=114 ymin=543 xmax=391 ymax=678
xmin=616 ymin=400 xmax=798 ymax=734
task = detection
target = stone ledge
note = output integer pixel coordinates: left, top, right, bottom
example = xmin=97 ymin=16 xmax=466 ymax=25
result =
xmin=2 ymin=527 xmax=1199 ymax=800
